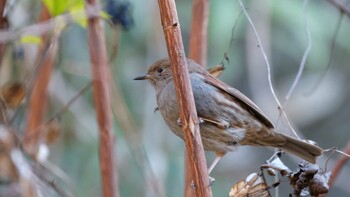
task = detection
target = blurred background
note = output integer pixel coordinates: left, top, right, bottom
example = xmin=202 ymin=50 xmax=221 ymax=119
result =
xmin=1 ymin=0 xmax=350 ymax=196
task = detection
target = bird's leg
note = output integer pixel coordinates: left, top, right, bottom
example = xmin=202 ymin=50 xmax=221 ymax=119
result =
xmin=208 ymin=152 xmax=225 ymax=174
xmin=198 ymin=117 xmax=230 ymax=129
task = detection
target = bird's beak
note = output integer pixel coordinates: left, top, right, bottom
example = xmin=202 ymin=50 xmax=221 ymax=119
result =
xmin=133 ymin=74 xmax=150 ymax=80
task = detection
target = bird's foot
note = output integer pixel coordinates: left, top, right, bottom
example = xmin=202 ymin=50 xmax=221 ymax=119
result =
xmin=198 ymin=117 xmax=230 ymax=129
xmin=190 ymin=176 xmax=215 ymax=189
xmin=208 ymin=176 xmax=215 ymax=186
xmin=191 ymin=181 xmax=196 ymax=189
xmin=176 ymin=118 xmax=182 ymax=127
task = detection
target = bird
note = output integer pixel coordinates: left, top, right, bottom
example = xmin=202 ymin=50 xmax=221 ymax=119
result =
xmin=134 ymin=58 xmax=323 ymax=174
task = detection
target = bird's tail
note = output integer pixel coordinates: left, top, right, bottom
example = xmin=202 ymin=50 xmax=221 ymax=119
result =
xmin=278 ymin=133 xmax=323 ymax=164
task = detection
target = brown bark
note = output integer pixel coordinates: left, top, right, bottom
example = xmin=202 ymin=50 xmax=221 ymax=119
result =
xmin=328 ymin=142 xmax=350 ymax=187
xmin=157 ymin=0 xmax=212 ymax=196
xmin=0 ymin=0 xmax=8 ymax=65
xmin=186 ymin=0 xmax=209 ymax=196
xmin=85 ymin=0 xmax=118 ymax=197
xmin=188 ymin=0 xmax=208 ymax=66
xmin=24 ymin=6 xmax=55 ymax=154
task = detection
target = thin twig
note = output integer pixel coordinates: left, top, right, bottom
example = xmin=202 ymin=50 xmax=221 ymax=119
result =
xmin=305 ymin=12 xmax=344 ymax=95
xmin=219 ymin=10 xmax=243 ymax=67
xmin=285 ymin=0 xmax=311 ymax=102
xmin=238 ymin=0 xmax=300 ymax=139
xmin=0 ymin=4 xmax=102 ymax=43
xmin=327 ymin=0 xmax=350 ymax=18
xmin=45 ymin=82 xmax=92 ymax=123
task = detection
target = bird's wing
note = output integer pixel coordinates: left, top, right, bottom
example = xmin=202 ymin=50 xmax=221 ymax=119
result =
xmin=202 ymin=72 xmax=275 ymax=128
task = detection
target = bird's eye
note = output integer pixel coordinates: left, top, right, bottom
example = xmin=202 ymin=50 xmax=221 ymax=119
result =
xmin=157 ymin=67 xmax=164 ymax=73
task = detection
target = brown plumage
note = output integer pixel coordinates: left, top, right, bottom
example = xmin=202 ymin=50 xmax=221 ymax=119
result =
xmin=135 ymin=58 xmax=323 ymax=172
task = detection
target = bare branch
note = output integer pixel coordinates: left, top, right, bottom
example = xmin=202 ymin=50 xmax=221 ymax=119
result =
xmin=85 ymin=0 xmax=118 ymax=196
xmin=24 ymin=5 xmax=56 ymax=155
xmin=327 ymin=0 xmax=350 ymax=18
xmin=157 ymin=0 xmax=212 ymax=196
xmin=0 ymin=0 xmax=9 ymax=65
xmin=285 ymin=0 xmax=311 ymax=102
xmin=187 ymin=0 xmax=209 ymax=196
xmin=188 ymin=0 xmax=208 ymax=66
xmin=328 ymin=143 xmax=350 ymax=187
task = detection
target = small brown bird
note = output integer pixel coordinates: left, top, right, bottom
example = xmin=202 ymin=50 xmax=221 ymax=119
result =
xmin=134 ymin=58 xmax=323 ymax=173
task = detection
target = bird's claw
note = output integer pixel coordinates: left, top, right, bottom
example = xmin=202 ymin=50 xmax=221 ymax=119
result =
xmin=198 ymin=117 xmax=230 ymax=129
xmin=190 ymin=176 xmax=216 ymax=189
xmin=198 ymin=117 xmax=205 ymax=124
xmin=209 ymin=176 xmax=215 ymax=186
xmin=191 ymin=181 xmax=196 ymax=189
xmin=177 ymin=118 xmax=182 ymax=127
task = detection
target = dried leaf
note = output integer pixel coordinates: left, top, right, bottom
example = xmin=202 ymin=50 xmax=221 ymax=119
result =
xmin=229 ymin=173 xmax=273 ymax=197
xmin=261 ymin=157 xmax=292 ymax=176
xmin=207 ymin=65 xmax=224 ymax=78
xmin=0 ymin=83 xmax=25 ymax=109
xmin=289 ymin=161 xmax=331 ymax=196
xmin=309 ymin=171 xmax=331 ymax=196
xmin=44 ymin=119 xmax=60 ymax=144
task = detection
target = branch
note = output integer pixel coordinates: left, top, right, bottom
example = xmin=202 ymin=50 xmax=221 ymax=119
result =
xmin=285 ymin=0 xmax=311 ymax=102
xmin=85 ymin=0 xmax=118 ymax=197
xmin=187 ymin=0 xmax=209 ymax=196
xmin=328 ymin=142 xmax=350 ymax=187
xmin=156 ymin=0 xmax=212 ymax=196
xmin=327 ymin=0 xmax=350 ymax=18
xmin=188 ymin=0 xmax=208 ymax=66
xmin=24 ymin=5 xmax=56 ymax=155
xmin=0 ymin=0 xmax=8 ymax=65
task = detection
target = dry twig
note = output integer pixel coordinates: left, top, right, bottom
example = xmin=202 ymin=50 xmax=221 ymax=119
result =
xmin=327 ymin=0 xmax=350 ymax=18
xmin=285 ymin=0 xmax=311 ymax=102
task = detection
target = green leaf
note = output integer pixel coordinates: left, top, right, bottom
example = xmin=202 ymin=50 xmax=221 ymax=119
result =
xmin=42 ymin=0 xmax=85 ymax=17
xmin=20 ymin=35 xmax=42 ymax=44
xmin=69 ymin=1 xmax=87 ymax=27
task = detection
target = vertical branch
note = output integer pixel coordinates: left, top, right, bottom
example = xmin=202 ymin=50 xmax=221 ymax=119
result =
xmin=187 ymin=0 xmax=208 ymax=196
xmin=0 ymin=0 xmax=8 ymax=65
xmin=24 ymin=5 xmax=55 ymax=154
xmin=85 ymin=0 xmax=118 ymax=197
xmin=156 ymin=0 xmax=212 ymax=197
xmin=328 ymin=142 xmax=350 ymax=187
xmin=188 ymin=0 xmax=208 ymax=66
